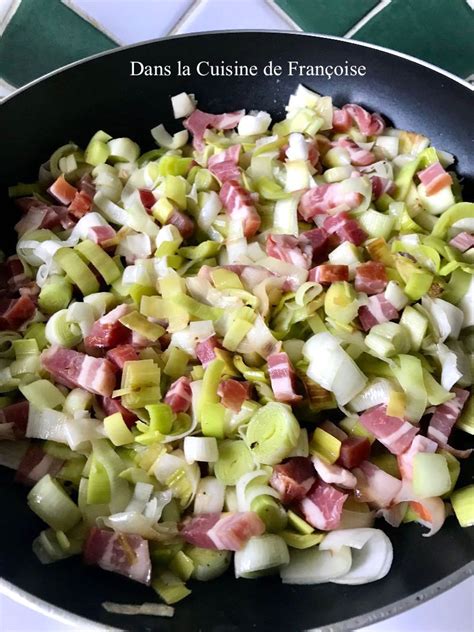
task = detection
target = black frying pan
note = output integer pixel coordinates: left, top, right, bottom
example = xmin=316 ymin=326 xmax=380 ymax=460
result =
xmin=0 ymin=32 xmax=473 ymax=632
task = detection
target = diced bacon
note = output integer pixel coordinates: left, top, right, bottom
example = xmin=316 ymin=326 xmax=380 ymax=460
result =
xmin=85 ymin=305 xmax=132 ymax=350
xmin=219 ymin=180 xmax=261 ymax=238
xmin=184 ymin=109 xmax=245 ymax=150
xmin=41 ymin=346 xmax=116 ymax=397
xmin=332 ymin=108 xmax=352 ymax=132
xmin=353 ymin=460 xmax=402 ymax=508
xmin=48 ymin=175 xmax=78 ymax=205
xmin=358 ymin=294 xmax=399 ymax=331
xmin=307 ymin=141 xmax=320 ymax=167
xmin=0 ymin=401 xmax=29 ymax=439
xmin=309 ymin=264 xmax=349 ymax=284
xmin=418 ymin=162 xmax=453 ymax=196
xmin=355 ymin=261 xmax=387 ymax=295
xmin=196 ymin=335 xmax=220 ymax=367
xmin=68 ymin=191 xmax=92 ymax=219
xmin=0 ymin=295 xmax=36 ymax=330
xmin=270 ymin=457 xmax=316 ymax=504
xmin=164 ymin=376 xmax=192 ymax=414
xmin=101 ymin=396 xmax=137 ymax=427
xmin=323 ymin=211 xmax=367 ymax=246
xmin=78 ymin=174 xmax=96 ymax=199
xmin=4 ymin=256 xmax=31 ymax=294
xmin=208 ymin=145 xmax=241 ymax=183
xmin=88 ymin=225 xmax=117 ymax=245
xmin=218 ymin=379 xmax=251 ymax=412
xmin=338 ymin=436 xmax=371 ymax=469
xmin=299 ymin=479 xmax=348 ymax=530
xmin=311 ymin=456 xmax=356 ymax=489
xmin=299 ymin=227 xmax=329 ymax=265
xmin=359 ymin=404 xmax=418 ymax=455
xmin=333 ymin=138 xmax=375 ymax=166
xmin=14 ymin=206 xmax=61 ymax=235
xmin=427 ymin=388 xmax=470 ymax=449
xmin=450 ymin=232 xmax=474 ymax=253
xmin=166 ymin=210 xmax=195 ymax=240
xmin=342 ymin=104 xmax=385 ymax=136
xmin=397 ymin=435 xmax=437 ymax=480
xmin=138 ymin=188 xmax=156 ymax=210
xmin=15 ymin=444 xmax=64 ymax=486
xmin=106 ymin=344 xmax=139 ymax=370
xmin=266 ymin=234 xmax=311 ymax=269
xmin=299 ymin=183 xmax=363 ymax=221
xmin=267 ymin=352 xmax=301 ymax=403
xmin=370 ymin=175 xmax=396 ymax=200
xmin=180 ymin=511 xmax=264 ymax=551
xmin=84 ymin=527 xmax=151 ymax=584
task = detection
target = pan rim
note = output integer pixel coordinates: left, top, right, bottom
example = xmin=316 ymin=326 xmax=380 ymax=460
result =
xmin=0 ymin=28 xmax=473 ymax=631
xmin=0 ymin=29 xmax=473 ymax=106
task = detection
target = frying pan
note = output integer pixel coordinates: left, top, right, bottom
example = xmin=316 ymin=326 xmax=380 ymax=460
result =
xmin=0 ymin=31 xmax=473 ymax=632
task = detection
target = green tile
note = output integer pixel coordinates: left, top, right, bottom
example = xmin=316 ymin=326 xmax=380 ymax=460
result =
xmin=0 ymin=0 xmax=115 ymax=87
xmin=354 ymin=0 xmax=474 ymax=78
xmin=274 ymin=0 xmax=380 ymax=35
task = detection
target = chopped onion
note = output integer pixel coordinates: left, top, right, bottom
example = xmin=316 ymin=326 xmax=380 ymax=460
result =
xmin=237 ymin=111 xmax=271 ymax=136
xmin=171 ymin=92 xmax=196 ymax=118
xmin=235 ymin=534 xmax=289 ymax=578
xmin=151 ymin=124 xmax=189 ymax=149
xmin=281 ymin=545 xmax=352 ymax=584
xmin=194 ymin=476 xmax=225 ymax=514
xmin=349 ymin=378 xmax=393 ymax=412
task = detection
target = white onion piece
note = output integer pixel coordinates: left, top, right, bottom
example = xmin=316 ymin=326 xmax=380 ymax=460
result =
xmin=459 ymin=275 xmax=474 ymax=328
xmin=235 ymin=534 xmax=289 ymax=578
xmin=237 ymin=315 xmax=280 ymax=359
xmin=349 ymin=378 xmax=393 ymax=412
xmin=281 ymin=546 xmax=352 ymax=584
xmin=171 ymin=91 xmax=196 ymax=118
xmin=125 ymin=482 xmax=154 ymax=514
xmin=64 ymin=417 xmax=104 ymax=450
xmin=94 ymin=191 xmax=128 ymax=225
xmin=151 ymin=124 xmax=189 ymax=149
xmin=320 ymin=529 xmax=393 ymax=585
xmin=26 ymin=406 xmax=69 ymax=443
xmin=194 ymin=477 xmax=225 ymax=514
xmin=102 ymin=602 xmax=174 ymax=617
xmin=117 ymin=233 xmax=152 ymax=261
xmin=66 ymin=302 xmax=96 ymax=337
xmin=436 ymin=342 xmax=463 ymax=390
xmin=236 ymin=469 xmax=278 ymax=511
xmin=286 ymin=133 xmax=309 ymax=161
xmin=384 ymin=281 xmax=409 ymax=310
xmin=237 ymin=111 xmax=271 ymax=136
xmin=198 ymin=191 xmax=222 ymax=230
xmin=422 ymin=297 xmax=464 ymax=341
xmin=288 ymin=428 xmax=309 ymax=458
xmin=184 ymin=436 xmax=218 ymax=463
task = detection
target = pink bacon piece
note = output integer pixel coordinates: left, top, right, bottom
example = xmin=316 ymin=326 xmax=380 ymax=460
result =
xmin=0 ymin=401 xmax=29 ymax=440
xmin=299 ymin=183 xmax=363 ymax=221
xmin=68 ymin=191 xmax=92 ymax=219
xmin=208 ymin=145 xmax=241 ymax=183
xmin=333 ymin=138 xmax=375 ymax=166
xmin=166 ymin=210 xmax=195 ymax=240
xmin=164 ymin=376 xmax=192 ymax=414
xmin=358 ymin=294 xmax=399 ymax=331
xmin=218 ymin=379 xmax=251 ymax=412
xmin=427 ymin=388 xmax=471 ymax=457
xmin=299 ymin=479 xmax=348 ymax=530
xmin=41 ymin=346 xmax=116 ymax=397
xmin=311 ymin=456 xmax=357 ymax=489
xmin=270 ymin=457 xmax=316 ymax=504
xmin=449 ymin=232 xmax=474 ymax=253
xmin=138 ymin=188 xmax=156 ymax=211
xmin=359 ymin=404 xmax=418 ymax=455
xmin=267 ymin=351 xmax=301 ymax=403
xmin=106 ymin=344 xmax=140 ymax=370
xmin=15 ymin=444 xmax=64 ymax=486
xmin=84 ymin=527 xmax=152 ymax=584
xmin=88 ymin=225 xmax=116 ymax=245
xmin=340 ymin=104 xmax=385 ymax=136
xmin=370 ymin=175 xmax=396 ymax=200
xmin=299 ymin=227 xmax=329 ymax=265
xmin=355 ymin=261 xmax=387 ymax=295
xmin=309 ymin=264 xmax=349 ymax=284
xmin=101 ymin=396 xmax=137 ymax=428
xmin=196 ymin=335 xmax=220 ymax=367
xmin=0 ymin=295 xmax=36 ymax=330
xmin=180 ymin=511 xmax=265 ymax=551
xmin=266 ymin=234 xmax=311 ymax=269
xmin=397 ymin=435 xmax=437 ymax=480
xmin=323 ymin=211 xmax=367 ymax=246
xmin=418 ymin=162 xmax=453 ymax=196
xmin=353 ymin=461 xmax=402 ymax=508
xmin=85 ymin=305 xmax=132 ymax=350
xmin=219 ymin=180 xmax=261 ymax=238
xmin=184 ymin=109 xmax=245 ymax=151
xmin=48 ymin=175 xmax=78 ymax=205
xmin=337 ymin=436 xmax=371 ymax=470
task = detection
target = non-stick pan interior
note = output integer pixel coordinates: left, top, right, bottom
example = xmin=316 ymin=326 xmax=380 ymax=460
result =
xmin=0 ymin=32 xmax=473 ymax=632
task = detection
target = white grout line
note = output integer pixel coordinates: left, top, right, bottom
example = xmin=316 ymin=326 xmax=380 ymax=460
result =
xmin=265 ymin=0 xmax=302 ymax=31
xmin=60 ymin=0 xmax=122 ymax=45
xmin=168 ymin=0 xmax=202 ymax=35
xmin=0 ymin=0 xmax=21 ymax=38
xmin=344 ymin=0 xmax=391 ymax=38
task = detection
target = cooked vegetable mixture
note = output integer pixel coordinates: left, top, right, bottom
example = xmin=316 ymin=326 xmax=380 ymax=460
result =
xmin=1 ymin=86 xmax=473 ymax=607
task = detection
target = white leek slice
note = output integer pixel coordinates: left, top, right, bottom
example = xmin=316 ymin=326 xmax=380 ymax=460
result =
xmin=281 ymin=545 xmax=352 ymax=584
xmin=422 ymin=297 xmax=464 ymax=341
xmin=235 ymin=534 xmax=289 ymax=578
xmin=151 ymin=124 xmax=188 ymax=149
xmin=171 ymin=92 xmax=196 ymax=118
xmin=237 ymin=111 xmax=271 ymax=136
xmin=194 ymin=477 xmax=225 ymax=514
